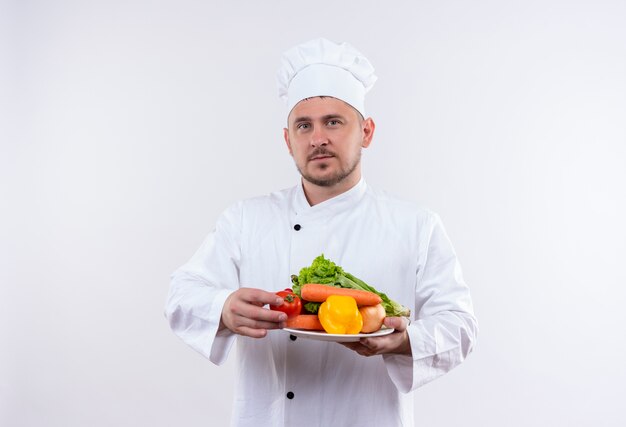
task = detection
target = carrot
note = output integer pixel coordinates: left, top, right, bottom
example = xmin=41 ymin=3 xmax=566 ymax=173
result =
xmin=301 ymin=283 xmax=382 ymax=306
xmin=285 ymin=314 xmax=324 ymax=331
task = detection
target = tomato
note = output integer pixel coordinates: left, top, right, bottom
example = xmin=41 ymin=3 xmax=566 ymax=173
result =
xmin=270 ymin=288 xmax=302 ymax=318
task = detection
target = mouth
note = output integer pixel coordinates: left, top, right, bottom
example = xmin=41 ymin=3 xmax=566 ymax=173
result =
xmin=308 ymin=150 xmax=335 ymax=162
xmin=309 ymin=155 xmax=334 ymax=161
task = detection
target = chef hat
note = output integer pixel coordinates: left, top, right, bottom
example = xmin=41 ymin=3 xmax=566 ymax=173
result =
xmin=277 ymin=38 xmax=377 ymax=117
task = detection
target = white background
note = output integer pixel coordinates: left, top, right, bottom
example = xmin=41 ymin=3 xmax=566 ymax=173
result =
xmin=2 ymin=0 xmax=625 ymax=426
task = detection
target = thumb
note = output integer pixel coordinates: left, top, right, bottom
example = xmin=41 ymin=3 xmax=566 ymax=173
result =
xmin=383 ymin=316 xmax=410 ymax=331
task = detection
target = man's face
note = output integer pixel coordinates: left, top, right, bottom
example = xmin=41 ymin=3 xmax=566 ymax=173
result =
xmin=283 ymin=97 xmax=374 ymax=188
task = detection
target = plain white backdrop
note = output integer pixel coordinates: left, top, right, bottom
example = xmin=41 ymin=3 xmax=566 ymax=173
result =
xmin=2 ymin=0 xmax=625 ymax=426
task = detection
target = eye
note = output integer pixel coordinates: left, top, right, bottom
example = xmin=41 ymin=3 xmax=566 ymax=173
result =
xmin=327 ymin=119 xmax=341 ymax=126
xmin=296 ymin=123 xmax=310 ymax=130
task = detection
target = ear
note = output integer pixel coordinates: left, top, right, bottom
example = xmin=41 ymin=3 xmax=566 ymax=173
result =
xmin=361 ymin=118 xmax=375 ymax=148
xmin=283 ymin=128 xmax=293 ymax=155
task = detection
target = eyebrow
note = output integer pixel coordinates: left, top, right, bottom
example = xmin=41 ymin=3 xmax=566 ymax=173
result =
xmin=292 ymin=114 xmax=346 ymax=124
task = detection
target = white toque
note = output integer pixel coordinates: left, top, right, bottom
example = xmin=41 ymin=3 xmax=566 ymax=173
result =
xmin=276 ymin=38 xmax=377 ymax=117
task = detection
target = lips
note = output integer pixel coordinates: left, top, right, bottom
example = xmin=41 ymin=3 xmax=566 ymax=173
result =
xmin=308 ymin=149 xmax=335 ymax=161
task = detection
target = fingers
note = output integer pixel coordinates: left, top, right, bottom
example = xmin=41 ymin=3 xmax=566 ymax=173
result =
xmin=230 ymin=312 xmax=286 ymax=330
xmin=341 ymin=317 xmax=413 ymax=356
xmin=240 ymin=287 xmax=284 ymax=307
xmin=229 ymin=288 xmax=286 ymax=321
xmin=383 ymin=316 xmax=410 ymax=331
xmin=358 ymin=335 xmax=395 ymax=354
xmin=340 ymin=342 xmax=379 ymax=357
xmin=221 ymin=288 xmax=287 ymax=338
xmin=232 ymin=298 xmax=286 ymax=324
xmin=341 ymin=336 xmax=401 ymax=356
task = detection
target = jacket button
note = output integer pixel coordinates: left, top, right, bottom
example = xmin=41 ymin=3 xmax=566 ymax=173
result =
xmin=290 ymin=334 xmax=297 ymax=341
xmin=286 ymin=391 xmax=294 ymax=399
xmin=293 ymin=224 xmax=301 ymax=231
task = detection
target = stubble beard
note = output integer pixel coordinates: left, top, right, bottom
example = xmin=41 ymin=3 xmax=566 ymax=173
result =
xmin=295 ymin=149 xmax=362 ymax=187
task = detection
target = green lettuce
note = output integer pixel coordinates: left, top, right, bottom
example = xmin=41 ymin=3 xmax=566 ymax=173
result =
xmin=291 ymin=254 xmax=411 ymax=317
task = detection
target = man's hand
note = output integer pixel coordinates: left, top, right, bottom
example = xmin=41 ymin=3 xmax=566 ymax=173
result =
xmin=341 ymin=317 xmax=412 ymax=357
xmin=220 ymin=288 xmax=287 ymax=338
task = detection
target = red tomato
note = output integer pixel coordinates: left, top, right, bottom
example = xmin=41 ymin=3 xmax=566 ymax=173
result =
xmin=270 ymin=289 xmax=302 ymax=318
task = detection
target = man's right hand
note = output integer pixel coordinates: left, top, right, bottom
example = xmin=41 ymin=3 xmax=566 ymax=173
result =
xmin=220 ymin=287 xmax=287 ymax=338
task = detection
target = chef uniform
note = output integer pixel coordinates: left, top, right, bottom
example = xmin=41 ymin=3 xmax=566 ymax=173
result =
xmin=165 ymin=38 xmax=478 ymax=427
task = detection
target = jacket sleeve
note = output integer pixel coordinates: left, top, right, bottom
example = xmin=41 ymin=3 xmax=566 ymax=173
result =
xmin=384 ymin=213 xmax=478 ymax=392
xmin=164 ymin=203 xmax=243 ymax=365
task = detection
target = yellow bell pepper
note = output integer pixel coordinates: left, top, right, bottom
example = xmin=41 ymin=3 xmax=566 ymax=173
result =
xmin=318 ymin=295 xmax=363 ymax=334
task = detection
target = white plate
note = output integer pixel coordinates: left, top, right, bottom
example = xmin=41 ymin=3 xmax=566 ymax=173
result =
xmin=283 ymin=327 xmax=395 ymax=342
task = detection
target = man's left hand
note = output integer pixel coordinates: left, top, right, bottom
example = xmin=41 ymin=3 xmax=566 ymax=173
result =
xmin=341 ymin=316 xmax=411 ymax=356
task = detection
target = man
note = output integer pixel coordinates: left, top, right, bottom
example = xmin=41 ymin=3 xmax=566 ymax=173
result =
xmin=166 ymin=38 xmax=477 ymax=426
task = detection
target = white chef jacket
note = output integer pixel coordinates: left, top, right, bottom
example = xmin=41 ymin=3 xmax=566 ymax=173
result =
xmin=165 ymin=178 xmax=477 ymax=427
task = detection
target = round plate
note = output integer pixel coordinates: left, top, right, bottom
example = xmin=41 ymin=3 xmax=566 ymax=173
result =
xmin=282 ymin=327 xmax=395 ymax=342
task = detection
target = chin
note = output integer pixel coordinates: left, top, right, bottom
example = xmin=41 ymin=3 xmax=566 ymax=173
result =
xmin=306 ymin=174 xmax=346 ymax=187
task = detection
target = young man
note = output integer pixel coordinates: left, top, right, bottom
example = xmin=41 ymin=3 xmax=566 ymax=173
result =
xmin=166 ymin=38 xmax=477 ymax=426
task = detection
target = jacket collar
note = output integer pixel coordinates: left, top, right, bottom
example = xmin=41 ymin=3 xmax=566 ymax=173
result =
xmin=293 ymin=177 xmax=367 ymax=219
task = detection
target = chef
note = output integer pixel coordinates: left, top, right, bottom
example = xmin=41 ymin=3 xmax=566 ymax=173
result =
xmin=165 ymin=38 xmax=478 ymax=426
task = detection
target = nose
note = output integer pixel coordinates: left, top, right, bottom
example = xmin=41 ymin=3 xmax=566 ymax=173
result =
xmin=310 ymin=125 xmax=328 ymax=147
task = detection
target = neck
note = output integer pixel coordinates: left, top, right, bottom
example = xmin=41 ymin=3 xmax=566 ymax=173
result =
xmin=301 ymin=172 xmax=362 ymax=206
